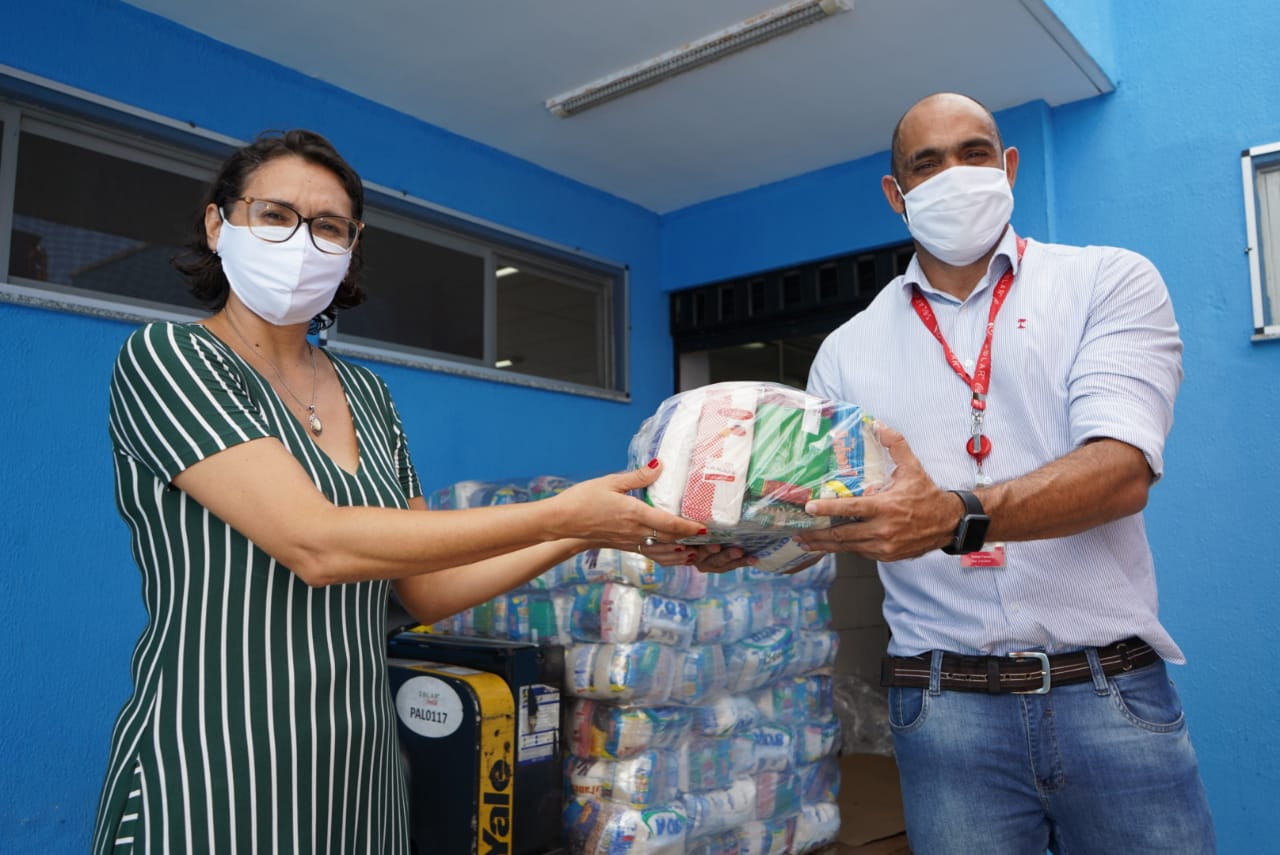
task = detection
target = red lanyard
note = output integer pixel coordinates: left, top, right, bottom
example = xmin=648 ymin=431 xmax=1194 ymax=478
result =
xmin=909 ymin=238 xmax=1026 ymax=471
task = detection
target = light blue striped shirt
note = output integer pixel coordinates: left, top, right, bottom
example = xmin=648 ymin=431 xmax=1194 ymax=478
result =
xmin=808 ymin=228 xmax=1186 ymax=662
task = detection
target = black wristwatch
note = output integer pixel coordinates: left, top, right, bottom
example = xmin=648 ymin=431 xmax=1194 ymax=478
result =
xmin=942 ymin=489 xmax=990 ymax=554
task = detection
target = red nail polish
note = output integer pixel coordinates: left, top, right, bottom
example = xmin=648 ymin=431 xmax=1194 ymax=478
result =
xmin=697 ymin=528 xmax=708 ymax=535
xmin=647 ymin=458 xmax=659 ymax=469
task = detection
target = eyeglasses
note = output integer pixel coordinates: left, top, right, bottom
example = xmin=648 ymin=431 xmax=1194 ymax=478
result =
xmin=224 ymin=196 xmax=364 ymax=254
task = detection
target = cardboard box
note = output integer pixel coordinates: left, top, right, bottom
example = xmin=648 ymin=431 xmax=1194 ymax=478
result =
xmin=834 ymin=753 xmax=907 ymax=849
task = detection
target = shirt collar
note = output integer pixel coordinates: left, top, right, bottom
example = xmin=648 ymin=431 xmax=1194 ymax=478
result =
xmin=898 ymin=227 xmax=1023 ymax=304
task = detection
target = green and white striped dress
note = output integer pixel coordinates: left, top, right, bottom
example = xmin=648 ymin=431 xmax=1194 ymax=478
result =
xmin=93 ymin=322 xmax=421 ymax=854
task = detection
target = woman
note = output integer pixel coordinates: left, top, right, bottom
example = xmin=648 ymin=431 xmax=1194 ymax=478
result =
xmin=92 ymin=129 xmax=706 ymax=854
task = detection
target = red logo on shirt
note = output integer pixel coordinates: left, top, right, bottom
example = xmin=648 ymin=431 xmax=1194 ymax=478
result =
xmin=1017 ymin=318 xmax=1027 ymax=329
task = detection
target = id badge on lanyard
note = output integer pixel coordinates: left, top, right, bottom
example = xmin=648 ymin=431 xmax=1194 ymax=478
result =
xmin=911 ymin=239 xmax=1027 ymax=568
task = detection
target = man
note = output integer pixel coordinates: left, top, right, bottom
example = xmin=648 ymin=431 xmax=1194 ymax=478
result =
xmin=797 ymin=93 xmax=1215 ymax=854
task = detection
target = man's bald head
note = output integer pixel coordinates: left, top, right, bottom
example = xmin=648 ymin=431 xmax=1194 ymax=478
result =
xmin=890 ymin=93 xmax=1004 ymax=185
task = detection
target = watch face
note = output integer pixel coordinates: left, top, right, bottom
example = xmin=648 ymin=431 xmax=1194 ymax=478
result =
xmin=944 ymin=490 xmax=990 ymax=555
xmin=959 ymin=515 xmax=991 ymax=553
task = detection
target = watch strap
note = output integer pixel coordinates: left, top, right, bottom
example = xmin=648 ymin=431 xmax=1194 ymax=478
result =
xmin=949 ymin=489 xmax=985 ymax=518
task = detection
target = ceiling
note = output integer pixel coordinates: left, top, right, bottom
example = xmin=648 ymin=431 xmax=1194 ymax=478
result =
xmin=124 ymin=0 xmax=1110 ymax=214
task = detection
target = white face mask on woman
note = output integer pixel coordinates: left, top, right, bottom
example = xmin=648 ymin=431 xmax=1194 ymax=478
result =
xmin=897 ymin=158 xmax=1014 ymax=267
xmin=215 ymin=219 xmax=352 ymax=326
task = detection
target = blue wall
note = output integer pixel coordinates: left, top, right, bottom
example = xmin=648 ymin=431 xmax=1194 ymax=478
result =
xmin=3 ymin=0 xmax=1278 ymax=851
xmin=662 ymin=2 xmax=1280 ymax=852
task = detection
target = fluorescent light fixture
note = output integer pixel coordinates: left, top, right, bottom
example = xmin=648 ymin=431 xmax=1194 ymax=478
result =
xmin=496 ymin=266 xmax=519 ymax=278
xmin=545 ymin=0 xmax=853 ymax=118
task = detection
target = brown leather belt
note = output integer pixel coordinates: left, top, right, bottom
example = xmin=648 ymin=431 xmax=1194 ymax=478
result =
xmin=880 ymin=637 xmax=1158 ymax=694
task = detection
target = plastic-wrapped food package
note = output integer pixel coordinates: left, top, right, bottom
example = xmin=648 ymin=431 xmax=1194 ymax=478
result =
xmin=742 ymin=535 xmax=822 ymax=576
xmin=751 ymin=674 xmax=832 ymax=723
xmin=770 ymin=587 xmax=801 ymax=628
xmin=574 ymin=550 xmax=712 ymax=600
xmin=677 ymin=737 xmax=736 ymax=794
xmin=691 ymin=594 xmax=730 ymax=645
xmin=428 ymin=478 xmax=529 ymax=509
xmin=732 ymin=723 xmax=797 ymax=776
xmin=681 ymin=777 xmax=757 ymax=838
xmin=578 ymin=548 xmax=651 ymax=587
xmin=685 ymin=829 xmax=740 ymax=855
xmin=795 ymin=758 xmax=841 ymax=804
xmin=734 ymin=816 xmax=797 ymax=855
xmin=566 ymin=750 xmax=679 ymax=809
xmin=528 ymin=474 xmax=575 ymax=501
xmin=723 ymin=587 xmax=763 ymax=645
xmin=629 ymin=382 xmax=894 ymax=572
xmin=567 ymin=642 xmax=676 ymax=705
xmin=692 ymin=694 xmax=762 ymax=739
xmin=792 ymin=630 xmax=840 ymax=676
xmin=795 ymin=716 xmax=843 ymax=766
xmin=571 ymin=583 xmax=696 ymax=648
xmin=724 ymin=626 xmax=793 ymax=694
xmin=792 ymin=802 xmax=842 ymax=853
xmin=668 ymin=644 xmax=726 ymax=706
xmin=569 ymin=700 xmax=693 ymax=760
xmin=754 ymin=770 xmax=803 ymax=822
xmin=565 ymin=798 xmax=688 ymax=855
xmin=780 ymin=558 xmax=838 ymax=589
xmin=428 ymin=473 xmax=573 ymax=510
xmin=523 ymin=590 xmax=562 ymax=644
xmin=522 ymin=555 xmax=582 ymax=591
xmin=798 ymin=588 xmax=832 ymax=629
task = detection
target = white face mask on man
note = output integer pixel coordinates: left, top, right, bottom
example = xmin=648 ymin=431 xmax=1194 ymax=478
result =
xmin=215 ymin=219 xmax=352 ymax=326
xmin=896 ymin=157 xmax=1014 ymax=267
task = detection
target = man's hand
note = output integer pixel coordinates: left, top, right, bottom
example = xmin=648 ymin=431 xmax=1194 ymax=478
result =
xmin=797 ymin=425 xmax=959 ymax=561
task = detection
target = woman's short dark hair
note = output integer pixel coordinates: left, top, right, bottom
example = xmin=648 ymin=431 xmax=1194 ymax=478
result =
xmin=175 ymin=129 xmax=366 ymax=329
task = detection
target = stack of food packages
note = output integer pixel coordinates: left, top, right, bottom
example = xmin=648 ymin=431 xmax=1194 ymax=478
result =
xmin=426 ymin=474 xmax=844 ymax=855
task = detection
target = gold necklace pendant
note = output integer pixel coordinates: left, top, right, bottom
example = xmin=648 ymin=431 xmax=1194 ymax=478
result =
xmin=221 ymin=311 xmax=323 ymax=437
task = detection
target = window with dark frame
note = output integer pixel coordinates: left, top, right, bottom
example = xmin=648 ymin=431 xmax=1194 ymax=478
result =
xmin=669 ymin=239 xmax=913 ymax=355
xmin=7 ymin=126 xmax=207 ymax=311
xmin=0 ymin=93 xmax=628 ymax=396
xmin=669 ymin=240 xmax=913 ymax=393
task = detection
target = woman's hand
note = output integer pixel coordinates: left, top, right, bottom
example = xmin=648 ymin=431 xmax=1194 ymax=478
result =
xmin=632 ymin=540 xmax=754 ymax=571
xmin=677 ymin=543 xmax=756 ymax=574
xmin=634 ymin=540 xmax=692 ymax=568
xmin=545 ymin=460 xmax=706 ymax=551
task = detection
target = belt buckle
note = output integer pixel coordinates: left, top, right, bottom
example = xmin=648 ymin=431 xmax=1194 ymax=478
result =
xmin=1008 ymin=650 xmax=1051 ymax=694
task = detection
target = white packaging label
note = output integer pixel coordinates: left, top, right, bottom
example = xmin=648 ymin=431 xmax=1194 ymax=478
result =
xmin=395 ymin=675 xmax=464 ymax=738
xmin=802 ymin=401 xmax=823 ymax=436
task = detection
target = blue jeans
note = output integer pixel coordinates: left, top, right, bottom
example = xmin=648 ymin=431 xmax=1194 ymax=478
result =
xmin=888 ymin=652 xmax=1215 ymax=855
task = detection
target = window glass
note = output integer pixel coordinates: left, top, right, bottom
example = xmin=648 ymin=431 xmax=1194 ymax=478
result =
xmin=9 ymin=130 xmax=206 ymax=310
xmin=1253 ymin=157 xmax=1280 ymax=334
xmin=339 ymin=223 xmax=485 ymax=360
xmin=678 ymin=334 xmax=826 ymax=392
xmin=1243 ymin=143 xmax=1280 ymax=339
xmin=495 ymin=260 xmax=611 ymax=388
